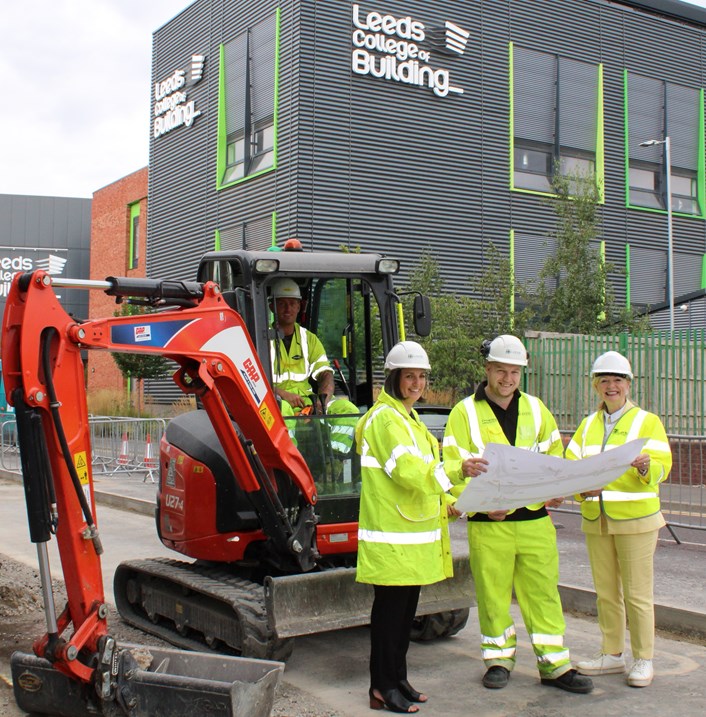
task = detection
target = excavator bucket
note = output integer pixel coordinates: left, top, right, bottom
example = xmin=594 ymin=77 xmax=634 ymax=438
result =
xmin=11 ymin=643 xmax=283 ymax=717
xmin=265 ymin=555 xmax=474 ymax=638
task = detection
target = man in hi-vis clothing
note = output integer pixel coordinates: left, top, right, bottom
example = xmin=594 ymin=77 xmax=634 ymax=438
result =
xmin=443 ymin=335 xmax=593 ymax=694
xmin=269 ymin=278 xmax=358 ymax=455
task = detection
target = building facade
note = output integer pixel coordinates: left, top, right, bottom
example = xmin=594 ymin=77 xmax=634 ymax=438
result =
xmin=148 ymin=0 xmax=706 ymax=329
xmin=0 ymin=194 xmax=91 ymax=321
xmin=87 ymin=168 xmax=149 ymax=395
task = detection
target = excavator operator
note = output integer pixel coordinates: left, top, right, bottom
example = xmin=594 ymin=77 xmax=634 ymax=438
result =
xmin=269 ymin=278 xmax=358 ymax=456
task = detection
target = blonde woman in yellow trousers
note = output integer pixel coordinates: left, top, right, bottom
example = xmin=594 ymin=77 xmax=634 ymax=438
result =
xmin=566 ymin=351 xmax=672 ymax=688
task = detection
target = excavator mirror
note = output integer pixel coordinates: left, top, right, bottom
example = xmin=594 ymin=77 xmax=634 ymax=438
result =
xmin=413 ymin=294 xmax=432 ymax=337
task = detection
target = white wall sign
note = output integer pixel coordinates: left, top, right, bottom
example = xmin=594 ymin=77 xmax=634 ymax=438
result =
xmin=351 ymin=4 xmax=469 ymax=98
xmin=0 ymin=248 xmax=68 ymax=299
xmin=153 ymin=54 xmax=206 ymax=139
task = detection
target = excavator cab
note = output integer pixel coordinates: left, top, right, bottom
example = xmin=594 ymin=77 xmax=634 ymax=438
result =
xmin=195 ymin=250 xmax=405 ymax=536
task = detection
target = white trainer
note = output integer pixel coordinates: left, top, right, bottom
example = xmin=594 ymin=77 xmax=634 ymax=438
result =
xmin=627 ymin=658 xmax=653 ymax=687
xmin=576 ymin=653 xmax=626 ymax=675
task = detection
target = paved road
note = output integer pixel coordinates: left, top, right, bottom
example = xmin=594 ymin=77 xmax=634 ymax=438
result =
xmin=1 ymin=475 xmax=706 ymax=716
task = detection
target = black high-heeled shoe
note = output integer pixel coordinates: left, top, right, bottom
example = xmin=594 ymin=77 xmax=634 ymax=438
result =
xmin=398 ymin=679 xmax=428 ymax=703
xmin=368 ymin=687 xmax=419 ymax=713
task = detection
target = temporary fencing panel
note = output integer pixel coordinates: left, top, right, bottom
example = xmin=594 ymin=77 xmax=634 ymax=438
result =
xmin=524 ymin=330 xmax=706 ymax=435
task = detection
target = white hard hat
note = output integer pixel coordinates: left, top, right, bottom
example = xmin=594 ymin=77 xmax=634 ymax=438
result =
xmin=384 ymin=341 xmax=431 ymax=372
xmin=271 ymin=278 xmax=302 ymax=300
xmin=482 ymin=335 xmax=528 ymax=367
xmin=591 ymin=351 xmax=633 ymax=379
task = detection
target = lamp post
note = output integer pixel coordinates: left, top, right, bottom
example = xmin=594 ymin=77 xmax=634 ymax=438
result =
xmin=640 ymin=136 xmax=674 ymax=333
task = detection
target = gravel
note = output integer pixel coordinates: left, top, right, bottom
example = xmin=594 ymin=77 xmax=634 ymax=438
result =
xmin=0 ymin=553 xmax=341 ymax=717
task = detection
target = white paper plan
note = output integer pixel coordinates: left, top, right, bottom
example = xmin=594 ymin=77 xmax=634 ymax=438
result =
xmin=454 ymin=438 xmax=647 ymax=513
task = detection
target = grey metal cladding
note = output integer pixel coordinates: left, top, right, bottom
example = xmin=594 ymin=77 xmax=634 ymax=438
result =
xmin=149 ymin=0 xmax=706 ymax=309
xmin=630 ymin=245 xmax=666 ymax=305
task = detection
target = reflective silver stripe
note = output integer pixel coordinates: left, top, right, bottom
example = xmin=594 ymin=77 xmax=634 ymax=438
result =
xmin=270 ymin=325 xmax=312 ymax=384
xmin=645 ymin=438 xmax=670 ymax=453
xmin=625 ymin=409 xmax=647 ymax=442
xmin=481 ymin=647 xmax=516 ymax=659
xmin=360 ymin=455 xmax=381 ymax=468
xmin=525 ymin=394 xmax=542 ymax=449
xmin=537 ymin=427 xmax=561 ymax=453
xmin=585 ymin=490 xmax=657 ymax=502
xmin=530 ymin=633 xmax=564 ymax=646
xmin=462 ymin=397 xmax=486 ymax=452
xmin=434 ymin=464 xmax=453 ymax=492
xmin=481 ymin=626 xmax=516 ymax=646
xmin=442 ymin=435 xmax=475 ymax=459
xmin=385 ymin=443 xmax=424 ymax=477
xmin=579 ymin=412 xmax=600 ymax=457
xmin=537 ymin=649 xmax=570 ymax=665
xmin=357 ymin=528 xmax=441 ymax=545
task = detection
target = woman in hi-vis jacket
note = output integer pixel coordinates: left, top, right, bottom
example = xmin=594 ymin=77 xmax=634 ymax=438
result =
xmin=566 ymin=351 xmax=672 ymax=688
xmin=356 ymin=341 xmax=458 ymax=714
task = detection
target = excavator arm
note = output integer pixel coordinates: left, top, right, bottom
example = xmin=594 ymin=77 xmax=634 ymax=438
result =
xmin=1 ymin=270 xmax=297 ymax=716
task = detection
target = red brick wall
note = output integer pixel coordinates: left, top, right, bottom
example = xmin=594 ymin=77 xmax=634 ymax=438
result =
xmin=87 ymin=168 xmax=148 ymax=395
xmin=669 ymin=438 xmax=705 ymax=487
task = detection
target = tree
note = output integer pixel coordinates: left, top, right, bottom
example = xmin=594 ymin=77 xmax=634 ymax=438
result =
xmin=405 ymin=248 xmax=523 ymax=405
xmin=525 ymin=170 xmax=651 ymax=334
xmin=111 ymin=303 xmax=170 ymax=415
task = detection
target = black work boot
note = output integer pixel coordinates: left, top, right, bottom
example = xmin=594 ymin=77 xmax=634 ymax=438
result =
xmin=540 ymin=668 xmax=594 ymax=694
xmin=482 ymin=666 xmax=510 ymax=689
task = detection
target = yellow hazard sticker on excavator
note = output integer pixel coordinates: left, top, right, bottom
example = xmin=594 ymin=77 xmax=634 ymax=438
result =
xmin=74 ymin=451 xmax=92 ymax=509
xmin=259 ymin=405 xmax=275 ymax=429
xmin=74 ymin=452 xmax=89 ymax=485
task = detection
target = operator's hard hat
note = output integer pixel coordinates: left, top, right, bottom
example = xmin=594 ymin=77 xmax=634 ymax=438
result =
xmin=384 ymin=341 xmax=431 ymax=372
xmin=481 ymin=335 xmax=528 ymax=367
xmin=591 ymin=351 xmax=633 ymax=379
xmin=271 ymin=278 xmax=302 ymax=300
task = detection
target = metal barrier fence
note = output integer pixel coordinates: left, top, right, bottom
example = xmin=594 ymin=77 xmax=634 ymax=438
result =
xmin=0 ymin=416 xmax=167 ymax=483
xmin=1 ymin=413 xmax=703 ymax=534
xmin=554 ymin=432 xmax=705 ymax=537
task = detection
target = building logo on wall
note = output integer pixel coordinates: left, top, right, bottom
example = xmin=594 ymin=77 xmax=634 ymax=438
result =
xmin=350 ymin=4 xmax=468 ymax=97
xmin=0 ymin=249 xmax=68 ymax=298
xmin=153 ymin=54 xmax=206 ymax=139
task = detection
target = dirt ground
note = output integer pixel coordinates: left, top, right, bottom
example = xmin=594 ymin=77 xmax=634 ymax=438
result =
xmin=0 ymin=553 xmax=341 ymax=717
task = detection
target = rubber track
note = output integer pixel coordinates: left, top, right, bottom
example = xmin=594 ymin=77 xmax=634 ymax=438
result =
xmin=114 ymin=558 xmax=293 ymax=660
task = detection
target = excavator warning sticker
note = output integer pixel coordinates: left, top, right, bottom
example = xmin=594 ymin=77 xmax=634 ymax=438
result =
xmin=74 ymin=452 xmax=89 ymax=484
xmin=74 ymin=451 xmax=91 ymax=508
xmin=259 ymin=404 xmax=275 ymax=429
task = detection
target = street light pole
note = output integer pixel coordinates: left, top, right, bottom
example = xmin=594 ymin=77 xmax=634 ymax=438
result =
xmin=640 ymin=136 xmax=674 ymax=332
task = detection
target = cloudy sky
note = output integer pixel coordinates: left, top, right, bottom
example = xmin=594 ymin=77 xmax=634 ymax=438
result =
xmin=0 ymin=1 xmax=191 ymax=199
xmin=2 ymin=0 xmax=706 ymax=199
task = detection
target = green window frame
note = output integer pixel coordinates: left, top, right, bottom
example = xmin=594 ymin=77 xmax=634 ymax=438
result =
xmin=509 ymin=43 xmax=604 ymax=200
xmin=128 ymin=201 xmax=140 ymax=270
xmin=624 ymin=70 xmax=705 ymax=218
xmin=217 ymin=10 xmax=280 ymax=188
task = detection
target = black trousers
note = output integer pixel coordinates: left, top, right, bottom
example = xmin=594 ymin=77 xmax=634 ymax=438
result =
xmin=370 ymin=584 xmax=421 ymax=692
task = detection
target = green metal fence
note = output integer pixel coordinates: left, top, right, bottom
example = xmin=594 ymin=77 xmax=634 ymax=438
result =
xmin=523 ymin=330 xmax=706 ymax=436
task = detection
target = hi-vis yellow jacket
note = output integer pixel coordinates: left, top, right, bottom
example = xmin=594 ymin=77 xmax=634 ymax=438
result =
xmin=443 ymin=392 xmax=563 ymax=512
xmin=565 ymin=404 xmax=672 ymax=521
xmin=355 ymin=389 xmax=454 ymax=586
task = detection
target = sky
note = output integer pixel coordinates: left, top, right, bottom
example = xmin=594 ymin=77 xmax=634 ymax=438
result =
xmin=0 ymin=1 xmax=191 ymax=199
xmin=2 ymin=0 xmax=706 ymax=200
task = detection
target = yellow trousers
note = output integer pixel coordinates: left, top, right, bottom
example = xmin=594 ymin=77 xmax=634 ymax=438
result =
xmin=585 ymin=529 xmax=659 ymax=659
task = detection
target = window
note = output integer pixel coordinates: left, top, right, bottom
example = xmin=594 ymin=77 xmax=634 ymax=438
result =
xmin=511 ymin=45 xmax=602 ymax=195
xmin=219 ymin=12 xmax=278 ymax=186
xmin=625 ymin=72 xmax=703 ymax=216
xmin=128 ymin=202 xmax=140 ymax=269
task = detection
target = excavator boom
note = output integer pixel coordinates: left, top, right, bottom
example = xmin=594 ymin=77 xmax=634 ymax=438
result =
xmin=2 ymin=271 xmax=284 ymax=716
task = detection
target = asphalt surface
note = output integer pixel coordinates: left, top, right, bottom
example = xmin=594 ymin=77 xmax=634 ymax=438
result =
xmin=2 ymin=469 xmax=706 ymax=716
